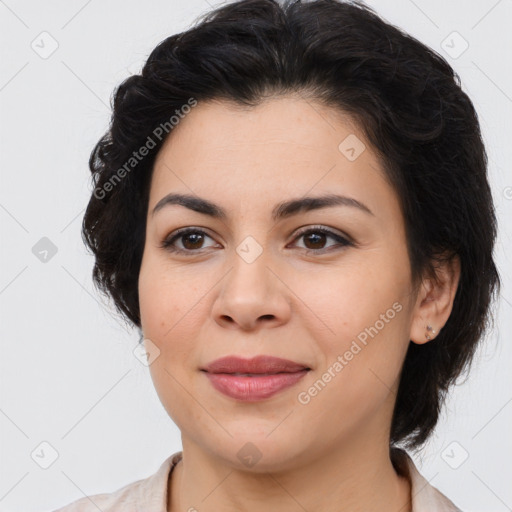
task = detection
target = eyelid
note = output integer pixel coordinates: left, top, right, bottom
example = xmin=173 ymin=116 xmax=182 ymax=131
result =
xmin=159 ymin=226 xmax=219 ymax=251
xmin=160 ymin=224 xmax=353 ymax=254
xmin=292 ymin=224 xmax=353 ymax=244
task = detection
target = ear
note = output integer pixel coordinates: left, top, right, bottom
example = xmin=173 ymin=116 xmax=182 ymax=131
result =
xmin=409 ymin=254 xmax=461 ymax=345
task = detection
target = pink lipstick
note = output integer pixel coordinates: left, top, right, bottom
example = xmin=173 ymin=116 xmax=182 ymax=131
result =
xmin=201 ymin=355 xmax=310 ymax=401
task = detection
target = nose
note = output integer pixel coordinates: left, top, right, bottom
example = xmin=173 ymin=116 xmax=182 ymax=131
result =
xmin=211 ymin=248 xmax=292 ymax=331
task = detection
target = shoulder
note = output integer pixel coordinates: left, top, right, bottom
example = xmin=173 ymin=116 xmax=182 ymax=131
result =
xmin=392 ymin=448 xmax=463 ymax=512
xmin=52 ymin=451 xmax=183 ymax=512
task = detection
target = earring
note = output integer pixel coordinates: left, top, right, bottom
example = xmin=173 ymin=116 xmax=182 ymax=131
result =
xmin=425 ymin=324 xmax=437 ymax=340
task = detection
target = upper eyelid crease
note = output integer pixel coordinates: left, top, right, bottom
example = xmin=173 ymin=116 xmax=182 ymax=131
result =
xmin=151 ymin=193 xmax=374 ymax=221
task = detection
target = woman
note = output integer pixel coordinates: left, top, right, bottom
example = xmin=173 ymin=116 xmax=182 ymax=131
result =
xmin=54 ymin=0 xmax=500 ymax=510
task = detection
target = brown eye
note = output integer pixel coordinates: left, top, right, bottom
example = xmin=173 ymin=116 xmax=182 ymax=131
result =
xmin=161 ymin=228 xmax=217 ymax=254
xmin=290 ymin=226 xmax=352 ymax=252
xmin=180 ymin=232 xmax=205 ymax=250
xmin=302 ymin=231 xmax=328 ymax=250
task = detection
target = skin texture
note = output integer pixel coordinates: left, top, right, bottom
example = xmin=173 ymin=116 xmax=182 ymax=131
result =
xmin=137 ymin=96 xmax=460 ymax=512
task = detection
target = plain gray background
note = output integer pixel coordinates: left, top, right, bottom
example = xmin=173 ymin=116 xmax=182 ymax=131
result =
xmin=0 ymin=0 xmax=511 ymax=511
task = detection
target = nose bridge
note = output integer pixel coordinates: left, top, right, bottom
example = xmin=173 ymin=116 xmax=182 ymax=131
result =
xmin=227 ymin=211 xmax=271 ymax=272
xmin=228 ymin=232 xmax=274 ymax=298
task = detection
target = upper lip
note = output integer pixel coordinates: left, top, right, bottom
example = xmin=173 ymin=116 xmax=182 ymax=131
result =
xmin=202 ymin=355 xmax=310 ymax=374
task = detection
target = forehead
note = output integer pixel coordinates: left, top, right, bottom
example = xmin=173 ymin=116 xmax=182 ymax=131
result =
xmin=149 ymin=96 xmax=400 ymax=224
xmin=155 ymin=95 xmax=364 ymax=165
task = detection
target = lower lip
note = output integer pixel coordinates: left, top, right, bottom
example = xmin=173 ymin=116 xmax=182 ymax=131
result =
xmin=203 ymin=370 xmax=309 ymax=401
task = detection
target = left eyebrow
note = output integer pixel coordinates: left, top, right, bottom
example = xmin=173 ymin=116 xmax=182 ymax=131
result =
xmin=151 ymin=192 xmax=374 ymax=220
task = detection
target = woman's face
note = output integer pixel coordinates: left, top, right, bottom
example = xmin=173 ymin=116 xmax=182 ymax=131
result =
xmin=138 ymin=96 xmax=420 ymax=470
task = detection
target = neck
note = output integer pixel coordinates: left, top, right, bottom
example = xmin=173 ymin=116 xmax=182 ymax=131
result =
xmin=168 ymin=435 xmax=411 ymax=512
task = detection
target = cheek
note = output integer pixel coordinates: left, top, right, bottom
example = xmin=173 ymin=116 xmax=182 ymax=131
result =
xmin=306 ymin=251 xmax=411 ymax=388
xmin=139 ymin=253 xmax=196 ymax=332
xmin=299 ymin=301 xmax=408 ymax=439
xmin=139 ymin=257 xmax=199 ymax=422
xmin=306 ymin=259 xmax=405 ymax=337
xmin=138 ymin=254 xmax=208 ymax=381
xmin=138 ymin=262 xmax=167 ymax=335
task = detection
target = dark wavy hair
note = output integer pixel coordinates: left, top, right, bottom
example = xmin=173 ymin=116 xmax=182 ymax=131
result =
xmin=82 ymin=0 xmax=501 ymax=451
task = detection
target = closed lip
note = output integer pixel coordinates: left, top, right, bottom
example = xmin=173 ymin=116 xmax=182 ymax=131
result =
xmin=201 ymin=355 xmax=311 ymax=374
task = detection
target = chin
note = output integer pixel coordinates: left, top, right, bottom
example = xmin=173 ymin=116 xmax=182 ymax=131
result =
xmin=202 ymin=432 xmax=308 ymax=473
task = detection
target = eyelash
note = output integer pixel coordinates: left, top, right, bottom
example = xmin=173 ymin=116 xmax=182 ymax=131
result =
xmin=160 ymin=225 xmax=353 ymax=255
